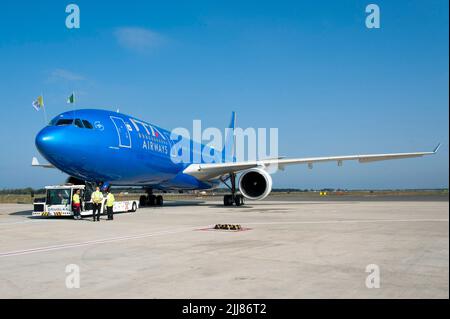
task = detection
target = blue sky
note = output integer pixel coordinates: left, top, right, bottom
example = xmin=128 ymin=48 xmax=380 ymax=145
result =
xmin=0 ymin=0 xmax=448 ymax=189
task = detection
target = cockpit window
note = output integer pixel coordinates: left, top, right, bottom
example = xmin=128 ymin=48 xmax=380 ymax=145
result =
xmin=51 ymin=117 xmax=94 ymax=129
xmin=82 ymin=120 xmax=93 ymax=129
xmin=74 ymin=119 xmax=84 ymax=128
xmin=56 ymin=119 xmax=73 ymax=126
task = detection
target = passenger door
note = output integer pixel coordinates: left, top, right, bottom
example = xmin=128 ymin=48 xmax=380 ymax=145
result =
xmin=110 ymin=116 xmax=132 ymax=148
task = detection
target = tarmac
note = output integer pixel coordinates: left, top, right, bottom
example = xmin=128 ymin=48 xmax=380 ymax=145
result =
xmin=0 ymin=198 xmax=448 ymax=299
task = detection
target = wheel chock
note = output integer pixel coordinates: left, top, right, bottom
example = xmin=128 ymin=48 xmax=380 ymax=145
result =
xmin=214 ymin=224 xmax=242 ymax=230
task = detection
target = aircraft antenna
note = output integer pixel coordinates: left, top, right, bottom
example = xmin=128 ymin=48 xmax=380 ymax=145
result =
xmin=41 ymin=91 xmax=48 ymax=124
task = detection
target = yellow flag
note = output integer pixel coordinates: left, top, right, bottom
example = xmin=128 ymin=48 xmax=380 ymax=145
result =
xmin=32 ymin=95 xmax=44 ymax=111
xmin=37 ymin=95 xmax=44 ymax=107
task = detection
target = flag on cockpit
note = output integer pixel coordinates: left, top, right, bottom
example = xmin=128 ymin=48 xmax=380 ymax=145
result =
xmin=67 ymin=92 xmax=75 ymax=104
xmin=32 ymin=95 xmax=44 ymax=111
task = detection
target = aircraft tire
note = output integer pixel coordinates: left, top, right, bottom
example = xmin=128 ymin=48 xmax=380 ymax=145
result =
xmin=156 ymin=195 xmax=163 ymax=206
xmin=139 ymin=195 xmax=147 ymax=207
xmin=224 ymin=195 xmax=233 ymax=206
xmin=234 ymin=195 xmax=244 ymax=206
xmin=147 ymin=195 xmax=156 ymax=206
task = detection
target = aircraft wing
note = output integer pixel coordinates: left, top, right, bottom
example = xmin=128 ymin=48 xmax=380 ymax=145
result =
xmin=183 ymin=144 xmax=441 ymax=181
xmin=31 ymin=157 xmax=55 ymax=168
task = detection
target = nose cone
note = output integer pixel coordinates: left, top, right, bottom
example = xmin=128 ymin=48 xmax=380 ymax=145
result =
xmin=35 ymin=126 xmax=64 ymax=159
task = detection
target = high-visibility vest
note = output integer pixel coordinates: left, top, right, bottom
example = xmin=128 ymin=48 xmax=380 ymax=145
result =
xmin=73 ymin=193 xmax=80 ymax=205
xmin=106 ymin=193 xmax=115 ymax=207
xmin=91 ymin=191 xmax=103 ymax=204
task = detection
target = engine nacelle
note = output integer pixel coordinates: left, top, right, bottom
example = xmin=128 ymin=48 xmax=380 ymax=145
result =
xmin=238 ymin=168 xmax=273 ymax=200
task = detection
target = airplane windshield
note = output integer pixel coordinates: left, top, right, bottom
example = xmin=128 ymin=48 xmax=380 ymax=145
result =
xmin=82 ymin=120 xmax=93 ymax=129
xmin=49 ymin=117 xmax=94 ymax=129
xmin=47 ymin=189 xmax=71 ymax=206
xmin=56 ymin=119 xmax=74 ymax=126
xmin=74 ymin=119 xmax=84 ymax=128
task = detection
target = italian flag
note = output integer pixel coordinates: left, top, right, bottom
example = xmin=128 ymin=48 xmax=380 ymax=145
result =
xmin=67 ymin=93 xmax=75 ymax=104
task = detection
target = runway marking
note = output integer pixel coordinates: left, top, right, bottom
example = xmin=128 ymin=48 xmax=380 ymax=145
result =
xmin=0 ymin=219 xmax=52 ymax=226
xmin=0 ymin=220 xmax=34 ymax=226
xmin=242 ymin=218 xmax=449 ymax=226
xmin=0 ymin=226 xmax=198 ymax=259
xmin=0 ymin=218 xmax=447 ymax=259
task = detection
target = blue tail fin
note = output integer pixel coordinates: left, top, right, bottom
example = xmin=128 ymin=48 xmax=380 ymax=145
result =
xmin=223 ymin=111 xmax=236 ymax=163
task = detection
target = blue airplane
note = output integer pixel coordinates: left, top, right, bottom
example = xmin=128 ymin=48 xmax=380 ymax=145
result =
xmin=33 ymin=109 xmax=440 ymax=206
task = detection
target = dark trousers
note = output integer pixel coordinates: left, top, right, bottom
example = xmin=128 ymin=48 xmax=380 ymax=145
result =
xmin=73 ymin=205 xmax=81 ymax=219
xmin=107 ymin=206 xmax=113 ymax=220
xmin=93 ymin=203 xmax=102 ymax=221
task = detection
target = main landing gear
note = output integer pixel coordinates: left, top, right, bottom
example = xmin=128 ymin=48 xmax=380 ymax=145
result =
xmin=222 ymin=173 xmax=244 ymax=206
xmin=140 ymin=189 xmax=164 ymax=207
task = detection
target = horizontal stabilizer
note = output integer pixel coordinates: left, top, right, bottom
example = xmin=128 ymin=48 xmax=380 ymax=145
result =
xmin=31 ymin=157 xmax=55 ymax=168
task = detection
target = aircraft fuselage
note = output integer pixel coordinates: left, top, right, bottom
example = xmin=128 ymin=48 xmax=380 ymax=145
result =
xmin=35 ymin=109 xmax=218 ymax=190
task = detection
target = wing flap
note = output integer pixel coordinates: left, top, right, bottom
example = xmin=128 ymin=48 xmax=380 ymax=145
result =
xmin=357 ymin=152 xmax=431 ymax=163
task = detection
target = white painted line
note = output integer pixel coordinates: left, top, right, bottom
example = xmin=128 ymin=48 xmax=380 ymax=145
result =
xmin=0 ymin=220 xmax=34 ymax=226
xmin=242 ymin=218 xmax=449 ymax=226
xmin=0 ymin=219 xmax=52 ymax=226
xmin=0 ymin=218 xmax=447 ymax=259
xmin=0 ymin=226 xmax=199 ymax=259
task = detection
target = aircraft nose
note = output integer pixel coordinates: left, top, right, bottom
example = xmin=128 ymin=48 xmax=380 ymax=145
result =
xmin=35 ymin=126 xmax=64 ymax=157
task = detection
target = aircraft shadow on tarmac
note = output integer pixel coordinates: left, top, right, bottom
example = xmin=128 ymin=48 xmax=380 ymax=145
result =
xmin=9 ymin=210 xmax=33 ymax=216
xmin=9 ymin=210 xmax=72 ymax=220
xmin=162 ymin=200 xmax=204 ymax=206
xmin=8 ymin=200 xmax=206 ymax=219
xmin=6 ymin=200 xmax=356 ymax=219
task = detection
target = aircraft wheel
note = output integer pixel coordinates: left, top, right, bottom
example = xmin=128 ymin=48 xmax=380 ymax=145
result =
xmin=139 ymin=195 xmax=147 ymax=207
xmin=131 ymin=202 xmax=137 ymax=212
xmin=235 ymin=195 xmax=244 ymax=206
xmin=156 ymin=195 xmax=163 ymax=206
xmin=147 ymin=195 xmax=156 ymax=206
xmin=224 ymin=195 xmax=233 ymax=206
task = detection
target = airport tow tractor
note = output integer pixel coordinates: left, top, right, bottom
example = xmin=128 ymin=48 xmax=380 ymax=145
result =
xmin=32 ymin=184 xmax=139 ymax=217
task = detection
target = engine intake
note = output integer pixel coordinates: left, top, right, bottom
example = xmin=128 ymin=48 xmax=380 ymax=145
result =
xmin=238 ymin=168 xmax=273 ymax=200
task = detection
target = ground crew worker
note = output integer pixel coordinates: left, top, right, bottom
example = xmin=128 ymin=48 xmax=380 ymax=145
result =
xmin=106 ymin=190 xmax=115 ymax=220
xmin=72 ymin=189 xmax=82 ymax=220
xmin=91 ymin=186 xmax=104 ymax=222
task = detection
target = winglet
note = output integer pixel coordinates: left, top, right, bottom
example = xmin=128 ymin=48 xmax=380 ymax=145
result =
xmin=31 ymin=157 xmax=39 ymax=166
xmin=433 ymin=143 xmax=441 ymax=153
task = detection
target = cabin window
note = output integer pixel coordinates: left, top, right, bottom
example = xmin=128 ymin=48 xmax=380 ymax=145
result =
xmin=82 ymin=120 xmax=93 ymax=129
xmin=56 ymin=119 xmax=73 ymax=126
xmin=74 ymin=119 xmax=84 ymax=128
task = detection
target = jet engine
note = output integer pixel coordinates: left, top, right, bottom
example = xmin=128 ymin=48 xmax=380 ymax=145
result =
xmin=238 ymin=168 xmax=273 ymax=200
